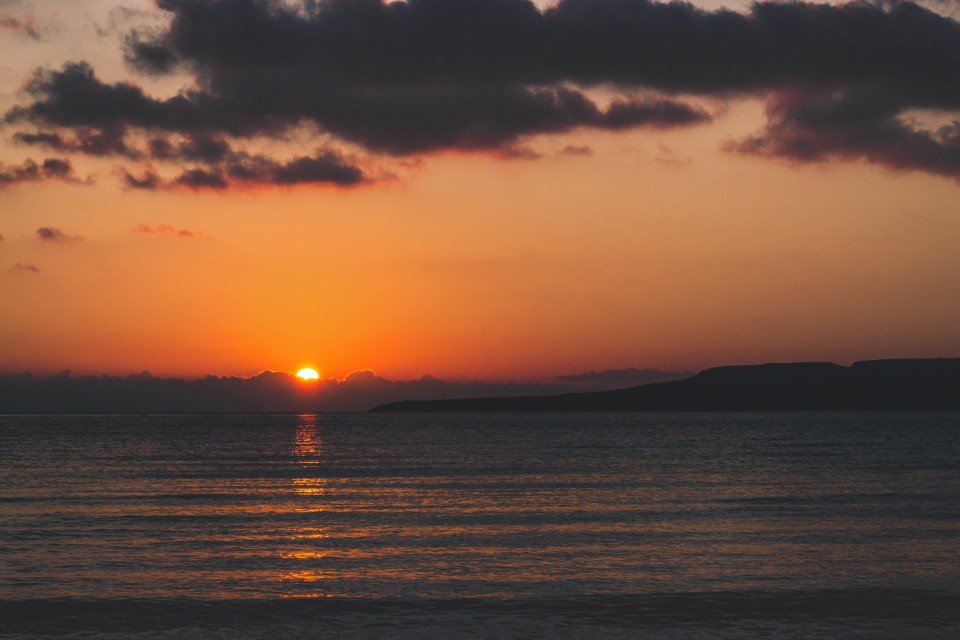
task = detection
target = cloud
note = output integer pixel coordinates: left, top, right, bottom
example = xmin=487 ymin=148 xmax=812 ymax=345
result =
xmin=168 ymin=133 xmax=230 ymax=163
xmin=123 ymin=0 xmax=960 ymax=98
xmin=36 ymin=227 xmax=82 ymax=242
xmin=654 ymin=141 xmax=692 ymax=167
xmin=125 ymin=35 xmax=179 ymax=74
xmin=0 ymin=157 xmax=82 ymax=188
xmin=15 ymin=127 xmax=140 ymax=158
xmin=295 ymin=87 xmax=709 ymax=155
xmin=5 ymin=0 xmax=960 ymax=182
xmin=6 ymin=63 xmax=709 ymax=155
xmin=123 ymin=147 xmax=369 ymax=190
xmin=560 ymin=144 xmax=593 ymax=156
xmin=134 ymin=224 xmax=198 ymax=238
xmin=143 ymin=133 xmax=232 ymax=163
xmin=86 ymin=6 xmax=173 ymax=45
xmin=12 ymin=262 xmax=39 ymax=273
xmin=37 ymin=157 xmax=72 ymax=178
xmin=731 ymin=87 xmax=960 ymax=178
xmin=174 ymin=166 xmax=228 ymax=189
xmin=496 ymin=144 xmax=542 ymax=160
xmin=122 ymin=166 xmax=162 ymax=190
xmin=0 ymin=15 xmax=39 ymax=40
xmin=233 ymin=150 xmax=368 ymax=186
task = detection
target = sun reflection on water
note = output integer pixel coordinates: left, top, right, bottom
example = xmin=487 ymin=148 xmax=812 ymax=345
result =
xmin=284 ymin=414 xmax=330 ymax=593
xmin=293 ymin=414 xmax=323 ymax=463
xmin=292 ymin=414 xmax=326 ymax=496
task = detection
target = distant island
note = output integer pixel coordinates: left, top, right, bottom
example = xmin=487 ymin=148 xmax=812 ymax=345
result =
xmin=372 ymin=358 xmax=960 ymax=412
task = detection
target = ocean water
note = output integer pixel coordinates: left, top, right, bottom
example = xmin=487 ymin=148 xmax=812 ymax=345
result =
xmin=1 ymin=412 xmax=958 ymax=638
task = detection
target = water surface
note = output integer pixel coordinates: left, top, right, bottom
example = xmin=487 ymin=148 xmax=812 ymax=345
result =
xmin=1 ymin=412 xmax=958 ymax=637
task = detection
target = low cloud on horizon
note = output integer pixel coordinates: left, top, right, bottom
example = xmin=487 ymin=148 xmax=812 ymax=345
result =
xmin=0 ymin=366 xmax=692 ymax=412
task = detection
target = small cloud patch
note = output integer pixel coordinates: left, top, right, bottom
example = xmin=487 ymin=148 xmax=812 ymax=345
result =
xmin=0 ymin=15 xmax=40 ymax=40
xmin=36 ymin=227 xmax=82 ymax=242
xmin=134 ymin=224 xmax=198 ymax=238
xmin=560 ymin=145 xmax=593 ymax=156
xmin=122 ymin=167 xmax=161 ymax=190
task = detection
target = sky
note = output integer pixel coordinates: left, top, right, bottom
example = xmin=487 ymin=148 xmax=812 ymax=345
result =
xmin=2 ymin=0 xmax=960 ymax=382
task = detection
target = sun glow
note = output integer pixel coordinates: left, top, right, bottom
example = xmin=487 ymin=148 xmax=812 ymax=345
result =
xmin=296 ymin=368 xmax=320 ymax=380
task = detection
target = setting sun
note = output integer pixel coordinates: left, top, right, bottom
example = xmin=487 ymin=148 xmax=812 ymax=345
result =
xmin=296 ymin=368 xmax=320 ymax=381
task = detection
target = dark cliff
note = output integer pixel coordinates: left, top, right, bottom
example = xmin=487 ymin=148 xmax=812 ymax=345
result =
xmin=372 ymin=358 xmax=960 ymax=412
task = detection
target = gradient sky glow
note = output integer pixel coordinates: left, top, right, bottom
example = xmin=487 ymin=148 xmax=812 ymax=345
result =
xmin=3 ymin=0 xmax=960 ymax=380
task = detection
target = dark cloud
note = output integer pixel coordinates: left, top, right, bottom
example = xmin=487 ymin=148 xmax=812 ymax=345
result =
xmin=174 ymin=167 xmax=228 ymax=189
xmin=147 ymin=135 xmax=366 ymax=183
xmin=143 ymin=133 xmax=231 ymax=163
xmin=40 ymin=157 xmax=72 ymax=178
xmin=6 ymin=62 xmax=232 ymax=132
xmin=123 ymin=167 xmax=162 ymax=190
xmin=298 ymin=86 xmax=709 ymax=155
xmin=186 ymin=148 xmax=369 ymax=188
xmin=12 ymin=262 xmax=40 ymax=274
xmin=15 ymin=127 xmax=139 ymax=158
xmin=178 ymin=133 xmax=230 ymax=162
xmin=36 ymin=227 xmax=82 ymax=242
xmin=6 ymin=61 xmax=709 ymax=156
xmin=0 ymin=157 xmax=80 ymax=188
xmin=124 ymin=33 xmax=180 ymax=75
xmin=5 ymin=0 xmax=960 ymax=181
xmin=122 ymin=147 xmax=368 ymax=190
xmin=732 ymin=87 xmax=960 ymax=178
xmin=147 ymin=137 xmax=174 ymax=158
xmin=268 ymin=151 xmax=367 ymax=185
xmin=127 ymin=0 xmax=960 ymax=98
xmin=13 ymin=130 xmax=63 ymax=147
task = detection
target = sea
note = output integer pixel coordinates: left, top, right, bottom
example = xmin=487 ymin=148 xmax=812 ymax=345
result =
xmin=1 ymin=412 xmax=958 ymax=639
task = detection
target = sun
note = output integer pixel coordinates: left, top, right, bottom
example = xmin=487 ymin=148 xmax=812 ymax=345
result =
xmin=296 ymin=367 xmax=320 ymax=381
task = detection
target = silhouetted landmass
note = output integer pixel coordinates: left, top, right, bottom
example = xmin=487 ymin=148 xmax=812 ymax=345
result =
xmin=373 ymin=359 xmax=960 ymax=412
xmin=554 ymin=367 xmax=692 ymax=386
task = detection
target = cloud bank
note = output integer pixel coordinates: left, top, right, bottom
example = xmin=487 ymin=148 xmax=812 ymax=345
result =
xmin=4 ymin=0 xmax=960 ymax=187
xmin=0 ymin=367 xmax=684 ymax=412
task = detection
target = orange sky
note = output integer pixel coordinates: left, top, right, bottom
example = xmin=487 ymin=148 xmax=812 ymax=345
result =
xmin=3 ymin=0 xmax=960 ymax=380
